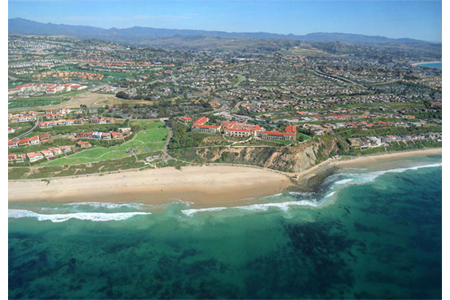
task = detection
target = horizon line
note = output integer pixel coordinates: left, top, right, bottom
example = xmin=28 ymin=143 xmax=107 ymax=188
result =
xmin=8 ymin=17 xmax=442 ymax=43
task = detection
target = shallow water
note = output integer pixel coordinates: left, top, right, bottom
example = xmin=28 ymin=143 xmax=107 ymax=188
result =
xmin=9 ymin=155 xmax=442 ymax=299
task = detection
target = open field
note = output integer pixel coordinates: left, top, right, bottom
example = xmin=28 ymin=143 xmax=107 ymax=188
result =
xmin=8 ymin=90 xmax=151 ymax=112
xmin=45 ymin=120 xmax=168 ymax=166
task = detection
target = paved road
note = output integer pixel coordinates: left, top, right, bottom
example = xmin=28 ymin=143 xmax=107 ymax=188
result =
xmin=11 ymin=116 xmax=42 ymax=141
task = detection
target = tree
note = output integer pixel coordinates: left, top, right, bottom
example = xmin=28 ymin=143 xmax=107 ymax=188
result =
xmin=116 ymin=91 xmax=129 ymax=99
xmin=131 ymin=125 xmax=141 ymax=133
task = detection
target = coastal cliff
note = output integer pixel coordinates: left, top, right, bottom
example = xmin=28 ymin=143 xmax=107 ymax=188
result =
xmin=172 ymin=136 xmax=344 ymax=173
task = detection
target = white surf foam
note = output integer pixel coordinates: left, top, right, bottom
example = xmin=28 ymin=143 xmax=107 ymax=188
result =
xmin=8 ymin=209 xmax=151 ymax=223
xmin=235 ymin=200 xmax=319 ymax=211
xmin=352 ymin=162 xmax=442 ymax=183
xmin=329 ymin=163 xmax=443 ymax=189
xmin=333 ymin=178 xmax=354 ymax=185
xmin=181 ymin=207 xmax=228 ymax=216
xmin=181 ymin=200 xmax=320 ymax=216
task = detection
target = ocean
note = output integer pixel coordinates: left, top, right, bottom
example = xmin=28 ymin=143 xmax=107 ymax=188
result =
xmin=416 ymin=62 xmax=442 ymax=70
xmin=8 ymin=154 xmax=442 ymax=299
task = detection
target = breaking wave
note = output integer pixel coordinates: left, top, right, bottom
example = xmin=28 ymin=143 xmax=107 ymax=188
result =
xmin=181 ymin=200 xmax=319 ymax=216
xmin=8 ymin=209 xmax=151 ymax=223
xmin=9 ymin=163 xmax=441 ymax=220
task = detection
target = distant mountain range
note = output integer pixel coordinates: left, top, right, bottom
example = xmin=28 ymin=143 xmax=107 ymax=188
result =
xmin=9 ymin=18 xmax=433 ymax=46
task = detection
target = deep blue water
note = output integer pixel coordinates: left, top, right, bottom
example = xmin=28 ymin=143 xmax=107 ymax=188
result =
xmin=8 ymin=155 xmax=442 ymax=299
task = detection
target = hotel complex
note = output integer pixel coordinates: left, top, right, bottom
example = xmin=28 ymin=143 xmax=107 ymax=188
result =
xmin=183 ymin=117 xmax=297 ymax=142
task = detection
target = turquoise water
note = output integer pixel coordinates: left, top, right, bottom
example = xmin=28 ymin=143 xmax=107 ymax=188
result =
xmin=9 ymin=155 xmax=442 ymax=299
xmin=416 ymin=62 xmax=442 ymax=70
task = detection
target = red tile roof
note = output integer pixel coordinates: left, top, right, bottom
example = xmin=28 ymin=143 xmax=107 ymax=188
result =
xmin=193 ymin=117 xmax=208 ymax=125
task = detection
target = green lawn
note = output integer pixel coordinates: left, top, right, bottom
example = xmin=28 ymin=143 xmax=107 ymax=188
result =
xmin=45 ymin=120 xmax=168 ymax=166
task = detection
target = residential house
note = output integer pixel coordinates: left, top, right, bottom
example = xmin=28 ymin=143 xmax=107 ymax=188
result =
xmin=76 ymin=141 xmax=91 ymax=148
xmin=18 ymin=138 xmax=30 ymax=147
xmin=111 ymin=132 xmax=123 ymax=139
xmin=347 ymin=138 xmax=362 ymax=148
xmin=27 ymin=152 xmax=44 ymax=162
xmin=48 ymin=147 xmax=62 ymax=155
xmin=92 ymin=132 xmax=102 ymax=139
xmin=76 ymin=132 xmax=86 ymax=139
xmin=8 ymin=140 xmax=19 ymax=148
xmin=39 ymin=134 xmax=50 ymax=143
xmin=40 ymin=150 xmax=54 ymax=159
xmin=60 ymin=146 xmax=72 ymax=153
xmin=38 ymin=122 xmax=49 ymax=128
xmin=8 ymin=154 xmax=17 ymax=163
xmin=29 ymin=135 xmax=40 ymax=145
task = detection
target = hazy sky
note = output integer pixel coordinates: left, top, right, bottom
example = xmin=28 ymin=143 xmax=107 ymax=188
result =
xmin=8 ymin=0 xmax=442 ymax=42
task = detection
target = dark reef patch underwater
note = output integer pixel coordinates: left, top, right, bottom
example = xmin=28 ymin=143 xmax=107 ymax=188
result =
xmin=9 ymin=156 xmax=442 ymax=299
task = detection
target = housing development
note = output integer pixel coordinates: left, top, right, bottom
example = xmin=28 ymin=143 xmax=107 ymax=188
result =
xmin=8 ymin=34 xmax=442 ymax=179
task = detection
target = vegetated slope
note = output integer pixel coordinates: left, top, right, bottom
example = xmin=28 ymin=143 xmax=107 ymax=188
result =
xmin=171 ymin=136 xmax=344 ymax=173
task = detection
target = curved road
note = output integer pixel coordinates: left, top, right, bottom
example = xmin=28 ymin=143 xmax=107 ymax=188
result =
xmin=11 ymin=117 xmax=42 ymax=141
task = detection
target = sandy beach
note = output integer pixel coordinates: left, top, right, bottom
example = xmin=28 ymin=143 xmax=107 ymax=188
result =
xmin=8 ymin=148 xmax=442 ymax=204
xmin=411 ymin=61 xmax=442 ymax=66
xmin=8 ymin=165 xmax=294 ymax=205
xmin=334 ymin=148 xmax=442 ymax=169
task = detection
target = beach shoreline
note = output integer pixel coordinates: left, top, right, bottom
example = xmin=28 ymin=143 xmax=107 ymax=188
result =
xmin=333 ymin=147 xmax=442 ymax=168
xmin=411 ymin=61 xmax=442 ymax=66
xmin=8 ymin=165 xmax=294 ymax=205
xmin=8 ymin=148 xmax=442 ymax=204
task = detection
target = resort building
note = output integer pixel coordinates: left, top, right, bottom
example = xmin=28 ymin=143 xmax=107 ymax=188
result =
xmin=179 ymin=117 xmax=193 ymax=124
xmin=191 ymin=117 xmax=221 ymax=133
xmin=222 ymin=121 xmax=262 ymax=138
xmin=193 ymin=117 xmax=208 ymax=126
xmin=259 ymin=126 xmax=297 ymax=141
xmin=192 ymin=124 xmax=221 ymax=133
